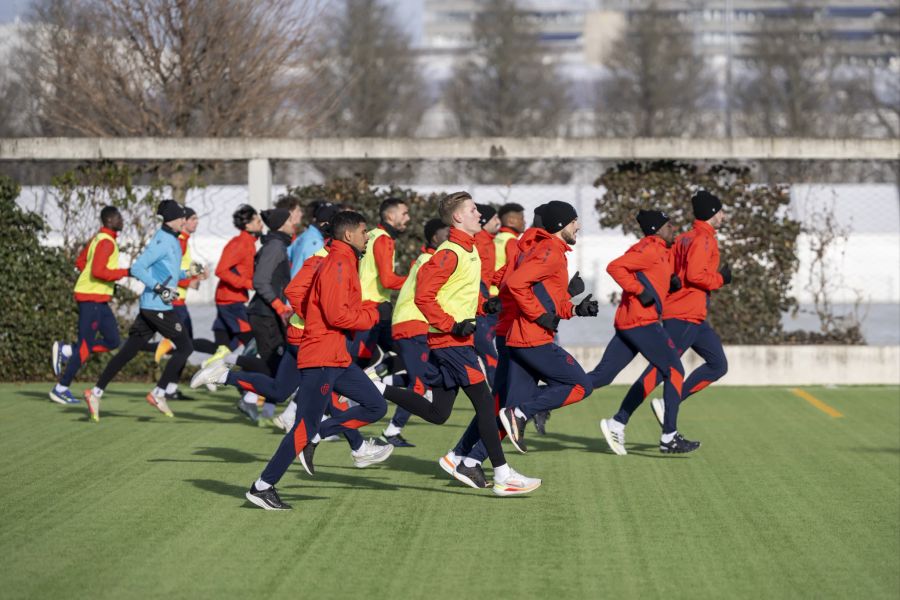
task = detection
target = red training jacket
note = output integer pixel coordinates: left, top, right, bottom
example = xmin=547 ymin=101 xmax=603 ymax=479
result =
xmin=505 ymin=229 xmax=574 ymax=348
xmin=372 ymin=225 xmax=407 ymax=290
xmin=608 ymin=235 xmax=673 ymax=330
xmin=495 ymin=227 xmax=542 ymax=338
xmin=73 ymin=227 xmax=129 ymax=303
xmin=214 ymin=230 xmax=257 ymax=305
xmin=297 ymin=240 xmax=378 ymax=368
xmin=663 ymin=220 xmax=724 ymax=323
xmin=283 ymin=247 xmax=329 ymax=346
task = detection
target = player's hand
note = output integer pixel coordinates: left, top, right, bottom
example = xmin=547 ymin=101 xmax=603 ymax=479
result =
xmin=188 ymin=262 xmax=205 ymax=277
xmin=377 ymin=302 xmax=393 ymax=322
xmin=482 ymin=296 xmax=502 ymax=315
xmin=669 ymin=273 xmax=683 ymax=293
xmin=451 ymin=318 xmax=477 ymax=337
xmin=153 ymin=283 xmax=177 ymax=305
xmin=567 ymin=271 xmax=585 ymax=297
xmin=534 ymin=312 xmax=560 ymax=332
xmin=719 ymin=263 xmax=732 ymax=285
xmin=575 ymin=294 xmax=598 ymax=317
xmin=637 ymin=286 xmax=655 ymax=307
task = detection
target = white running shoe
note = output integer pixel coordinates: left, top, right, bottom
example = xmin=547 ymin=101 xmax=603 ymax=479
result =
xmin=650 ymin=398 xmax=665 ymax=427
xmin=600 ymin=418 xmax=627 ymax=456
xmin=438 ymin=451 xmax=461 ymax=476
xmin=351 ymin=438 xmax=394 ymax=468
xmin=190 ymin=359 xmax=229 ymax=389
xmin=202 ymin=345 xmax=230 ymax=368
xmin=273 ymin=411 xmax=295 ymax=432
xmin=146 ymin=391 xmax=174 ymax=417
xmin=492 ymin=466 xmax=541 ymax=496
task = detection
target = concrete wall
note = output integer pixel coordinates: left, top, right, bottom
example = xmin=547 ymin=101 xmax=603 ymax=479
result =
xmin=565 ymin=345 xmax=900 ymax=386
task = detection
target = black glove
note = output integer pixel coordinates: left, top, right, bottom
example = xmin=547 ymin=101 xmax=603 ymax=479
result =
xmin=637 ymin=286 xmax=655 ymax=307
xmin=482 ymin=296 xmax=501 ymax=315
xmin=451 ymin=318 xmax=477 ymax=337
xmin=719 ymin=263 xmax=732 ymax=285
xmin=534 ymin=312 xmax=560 ymax=332
xmin=567 ymin=271 xmax=585 ymax=297
xmin=377 ymin=301 xmax=392 ymax=322
xmin=152 ymin=283 xmax=177 ymax=305
xmin=669 ymin=273 xmax=682 ymax=293
xmin=575 ymin=293 xmax=598 ymax=317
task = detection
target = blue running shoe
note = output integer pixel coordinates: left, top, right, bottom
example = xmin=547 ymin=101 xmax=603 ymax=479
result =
xmin=49 ymin=387 xmax=80 ymax=405
xmin=52 ymin=341 xmax=68 ymax=378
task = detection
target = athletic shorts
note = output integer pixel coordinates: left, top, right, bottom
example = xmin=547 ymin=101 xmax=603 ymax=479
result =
xmin=212 ymin=302 xmax=252 ymax=337
xmin=429 ymin=345 xmax=486 ymax=389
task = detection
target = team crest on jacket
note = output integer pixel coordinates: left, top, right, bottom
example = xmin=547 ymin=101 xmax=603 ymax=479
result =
xmin=175 ymin=323 xmax=182 ymax=332
xmin=321 ymin=384 xmax=330 ymax=396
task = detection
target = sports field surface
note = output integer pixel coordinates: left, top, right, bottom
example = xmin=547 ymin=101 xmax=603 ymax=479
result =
xmin=1 ymin=383 xmax=897 ymax=599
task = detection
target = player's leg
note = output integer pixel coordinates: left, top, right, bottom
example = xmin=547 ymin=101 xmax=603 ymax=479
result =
xmin=52 ymin=302 xmax=120 ymax=404
xmin=382 ymin=336 xmax=437 ymax=447
xmin=589 ymin=332 xmax=641 ymax=455
xmin=681 ymin=321 xmax=728 ymax=401
xmin=144 ymin=310 xmax=193 ymax=416
xmin=474 ymin=314 xmax=499 ymax=387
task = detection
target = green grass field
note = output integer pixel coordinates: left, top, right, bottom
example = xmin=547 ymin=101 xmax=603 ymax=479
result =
xmin=1 ymin=383 xmax=898 ymax=599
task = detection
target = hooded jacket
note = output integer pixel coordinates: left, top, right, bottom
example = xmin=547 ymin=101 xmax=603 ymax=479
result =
xmin=608 ymin=235 xmax=673 ymax=330
xmin=215 ymin=230 xmax=257 ymax=305
xmin=663 ymin=219 xmax=725 ymax=323
xmin=248 ymin=230 xmax=292 ymax=319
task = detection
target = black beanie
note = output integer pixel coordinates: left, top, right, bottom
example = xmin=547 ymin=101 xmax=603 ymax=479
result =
xmin=692 ymin=190 xmax=722 ymax=221
xmin=314 ymin=202 xmax=339 ymax=225
xmin=424 ymin=218 xmax=446 ymax=246
xmin=183 ymin=206 xmax=196 ymax=219
xmin=157 ymin=199 xmax=185 ymax=222
xmin=476 ymin=203 xmax=497 ymax=227
xmin=261 ymin=208 xmax=290 ymax=231
xmin=532 ymin=204 xmax=546 ymax=228
xmin=541 ymin=201 xmax=577 ymax=234
xmin=636 ymin=209 xmax=670 ymax=236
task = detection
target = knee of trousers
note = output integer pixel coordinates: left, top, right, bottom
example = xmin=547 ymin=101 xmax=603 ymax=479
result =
xmin=172 ymin=339 xmax=194 ymax=358
xmin=578 ymin=377 xmax=594 ymax=399
xmin=367 ymin=397 xmax=388 ymax=422
xmin=714 ymin=355 xmax=729 ymax=378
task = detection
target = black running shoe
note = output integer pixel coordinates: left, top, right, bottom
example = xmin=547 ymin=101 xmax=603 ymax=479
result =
xmin=453 ymin=462 xmax=490 ymax=489
xmin=380 ymin=433 xmax=415 ymax=448
xmin=533 ymin=410 xmax=551 ymax=435
xmin=499 ymin=407 xmax=527 ymax=453
xmin=660 ymin=433 xmax=701 ymax=454
xmin=166 ymin=390 xmax=193 ymax=401
xmin=245 ymin=484 xmax=292 ymax=510
xmin=299 ymin=442 xmax=318 ymax=476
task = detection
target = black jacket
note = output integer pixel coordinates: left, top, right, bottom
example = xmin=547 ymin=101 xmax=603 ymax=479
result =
xmin=248 ymin=230 xmax=292 ymax=318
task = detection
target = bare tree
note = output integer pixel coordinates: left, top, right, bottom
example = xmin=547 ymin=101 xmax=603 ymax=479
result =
xmin=443 ymin=0 xmax=572 ymax=137
xmin=16 ymin=0 xmax=322 ymax=138
xmin=596 ymin=3 xmax=712 ymax=137
xmin=310 ymin=0 xmax=426 ymax=137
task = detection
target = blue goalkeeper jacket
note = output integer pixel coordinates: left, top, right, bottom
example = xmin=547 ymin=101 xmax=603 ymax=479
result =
xmin=131 ymin=225 xmax=187 ymax=311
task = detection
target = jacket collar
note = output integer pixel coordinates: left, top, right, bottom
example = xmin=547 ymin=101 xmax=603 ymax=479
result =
xmin=642 ymin=234 xmax=669 ymax=250
xmin=331 ymin=239 xmax=361 ymax=266
xmin=161 ymin=224 xmax=180 ymax=237
xmin=693 ymin=219 xmax=717 ymax=236
xmin=532 ymin=227 xmax=571 ymax=253
xmin=99 ymin=226 xmax=119 ymax=239
xmin=498 ymin=226 xmax=519 ymax=236
xmin=378 ymin=222 xmax=401 ymax=239
xmin=262 ymin=230 xmax=292 ymax=245
xmin=448 ymin=227 xmax=475 ymax=251
xmin=421 ymin=244 xmax=437 ymax=254
xmin=475 ymin=229 xmax=495 ymax=243
xmin=239 ymin=229 xmax=258 ymax=243
xmin=179 ymin=231 xmax=190 ymax=241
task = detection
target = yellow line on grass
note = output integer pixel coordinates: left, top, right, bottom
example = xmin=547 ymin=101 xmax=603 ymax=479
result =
xmin=791 ymin=388 xmax=844 ymax=418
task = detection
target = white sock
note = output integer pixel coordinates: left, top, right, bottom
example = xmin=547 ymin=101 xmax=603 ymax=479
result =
xmin=54 ymin=384 xmax=69 ymax=393
xmin=165 ymin=382 xmax=178 ymax=395
xmin=383 ymin=422 xmax=402 ymax=437
xmin=608 ymin=418 xmax=625 ymax=432
xmin=381 ymin=375 xmax=394 ymax=385
xmin=462 ymin=457 xmax=480 ymax=468
xmin=243 ymin=392 xmax=259 ymax=405
xmin=373 ymin=380 xmax=386 ymax=394
xmin=152 ymin=386 xmax=165 ymax=398
xmin=514 ymin=407 xmax=526 ymax=419
xmin=282 ymin=401 xmax=297 ymax=420
xmin=216 ymin=369 xmax=229 ymax=384
xmin=92 ymin=387 xmax=104 ymax=398
xmin=254 ymin=478 xmax=272 ymax=491
xmin=494 ymin=463 xmax=510 ymax=481
xmin=661 ymin=431 xmax=677 ymax=444
xmin=61 ymin=344 xmax=73 ymax=358
xmin=311 ymin=433 xmax=322 ymax=444
xmin=226 ymin=347 xmax=241 ymax=363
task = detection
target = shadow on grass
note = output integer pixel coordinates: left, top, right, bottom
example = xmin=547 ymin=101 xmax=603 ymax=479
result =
xmin=306 ymin=464 xmax=507 ymax=499
xmin=149 ymin=446 xmax=265 ymax=464
xmin=848 ymin=447 xmax=900 ymax=454
xmin=185 ymin=478 xmax=326 ymax=506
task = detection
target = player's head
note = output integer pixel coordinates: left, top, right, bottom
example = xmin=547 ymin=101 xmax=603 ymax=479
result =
xmin=439 ymin=191 xmax=480 ymax=236
xmin=275 ymin=194 xmax=303 ymax=233
xmin=476 ymin=203 xmax=500 ymax=235
xmin=637 ymin=209 xmax=675 ymax=245
xmin=332 ymin=210 xmax=368 ymax=254
xmin=541 ymin=200 xmax=579 ymax=245
xmin=692 ymin=190 xmax=726 ymax=229
xmin=424 ymin=217 xmax=450 ymax=249
xmin=380 ymin=197 xmax=410 ymax=232
xmin=499 ymin=202 xmax=525 ymax=233
xmin=261 ymin=208 xmax=294 ymax=234
xmin=156 ymin=199 xmax=185 ymax=231
xmin=100 ymin=205 xmax=123 ymax=232
xmin=182 ymin=206 xmax=199 ymax=234
xmin=531 ymin=203 xmax=546 ymax=229
xmin=313 ymin=201 xmax=340 ymax=237
xmin=233 ymin=204 xmax=263 ymax=234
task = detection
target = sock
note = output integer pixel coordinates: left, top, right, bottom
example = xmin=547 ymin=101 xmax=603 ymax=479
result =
xmin=383 ymin=422 xmax=402 ymax=437
xmin=254 ymin=478 xmax=272 ymax=491
xmin=261 ymin=402 xmax=276 ymax=418
xmin=374 ymin=381 xmax=386 ymax=394
xmin=311 ymin=433 xmax=322 ymax=444
xmin=494 ymin=463 xmax=510 ymax=481
xmin=54 ymin=384 xmax=69 ymax=393
xmin=216 ymin=369 xmax=229 ymax=384
xmin=226 ymin=348 xmax=241 ymax=363
xmin=350 ymin=441 xmax=364 ymax=454
xmin=282 ymin=401 xmax=297 ymax=420
xmin=165 ymin=382 xmax=178 ymax=395
xmin=609 ymin=418 xmax=625 ymax=432
xmin=514 ymin=407 xmax=526 ymax=419
xmin=92 ymin=387 xmax=104 ymax=398
xmin=152 ymin=386 xmax=165 ymax=398
xmin=381 ymin=375 xmax=394 ymax=385
xmin=661 ymin=431 xmax=677 ymax=444
xmin=243 ymin=392 xmax=259 ymax=405
xmin=61 ymin=344 xmax=73 ymax=358
xmin=462 ymin=457 xmax=480 ymax=468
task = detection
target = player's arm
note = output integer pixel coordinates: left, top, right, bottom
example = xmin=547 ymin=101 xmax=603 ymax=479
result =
xmin=319 ymin=260 xmax=378 ymax=331
xmin=373 ymin=235 xmax=407 ymax=290
xmin=507 ymin=245 xmax=572 ymax=319
xmin=90 ymin=239 xmax=129 ymax=281
xmin=75 ymin=242 xmax=90 ymax=273
xmin=130 ymin=240 xmax=165 ymax=289
xmin=414 ymin=249 xmax=458 ymax=333
xmin=215 ymin=240 xmax=253 ymax=290
xmin=607 ymin=249 xmax=656 ymax=295
xmin=284 ymin=256 xmax=321 ymax=319
xmin=684 ymin=237 xmax=724 ymax=291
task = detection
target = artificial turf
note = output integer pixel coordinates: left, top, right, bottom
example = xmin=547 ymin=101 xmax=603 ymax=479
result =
xmin=0 ymin=383 xmax=897 ymax=599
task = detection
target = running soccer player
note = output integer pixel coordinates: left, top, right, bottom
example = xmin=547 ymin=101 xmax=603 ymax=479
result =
xmin=601 ymin=191 xmax=730 ymax=453
xmin=589 ymin=209 xmax=701 ymax=454
xmin=289 ymin=200 xmax=338 ymax=277
xmin=495 ymin=201 xmax=599 ymax=454
xmin=473 ymin=203 xmax=501 ymax=386
xmin=83 ymin=200 xmax=192 ymax=421
xmin=50 ymin=206 xmax=130 ymax=405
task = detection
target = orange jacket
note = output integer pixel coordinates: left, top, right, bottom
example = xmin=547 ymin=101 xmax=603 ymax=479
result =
xmin=505 ymin=229 xmax=574 ymax=347
xmin=296 ymin=240 xmax=378 ymax=368
xmin=608 ymin=235 xmax=673 ymax=330
xmin=73 ymin=227 xmax=129 ymax=303
xmin=474 ymin=229 xmax=496 ymax=296
xmin=372 ymin=226 xmax=407 ymax=290
xmin=283 ymin=247 xmax=329 ymax=346
xmin=663 ymin=220 xmax=725 ymax=323
xmin=214 ymin=230 xmax=257 ymax=305
xmin=495 ymin=227 xmax=541 ymax=338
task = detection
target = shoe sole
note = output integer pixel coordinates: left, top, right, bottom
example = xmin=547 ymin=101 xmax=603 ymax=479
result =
xmin=439 ymin=454 xmax=457 ymax=477
xmin=492 ymin=480 xmax=542 ymax=496
xmin=244 ymin=491 xmax=290 ymax=511
xmin=299 ymin=449 xmax=315 ymax=476
xmin=499 ymin=409 xmax=527 ymax=454
xmin=48 ymin=391 xmax=79 ymax=405
xmin=145 ymin=394 xmax=174 ymax=417
xmin=353 ymin=445 xmax=394 ymax=468
xmin=651 ymin=399 xmax=665 ymax=427
xmin=452 ymin=467 xmax=489 ymax=490
xmin=83 ymin=390 xmax=99 ymax=422
xmin=660 ymin=442 xmax=701 ymax=454
xmin=600 ymin=419 xmax=627 ymax=456
xmin=52 ymin=342 xmax=61 ymax=378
